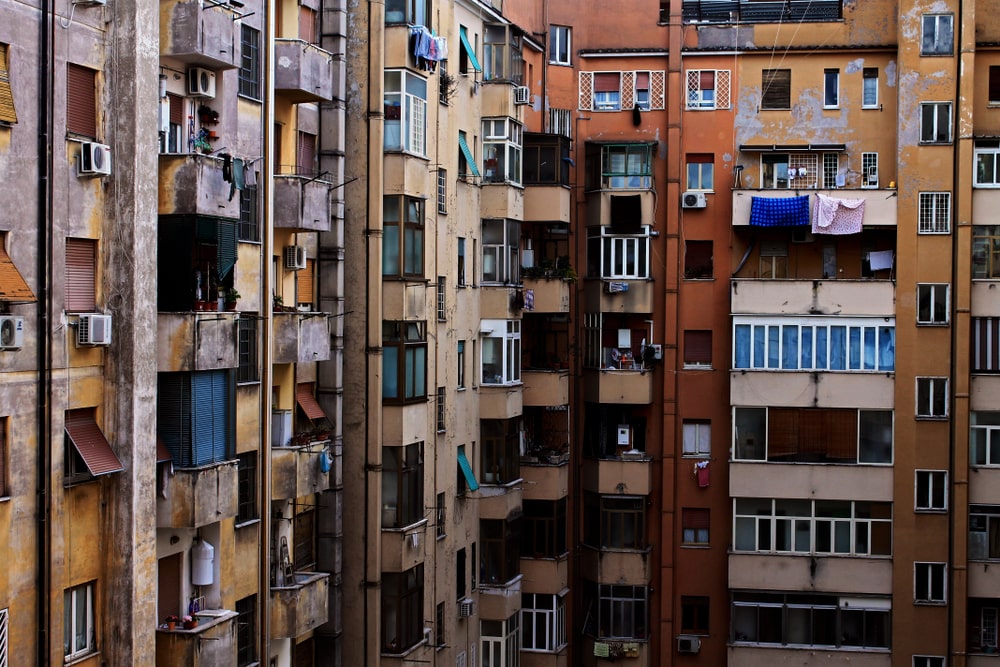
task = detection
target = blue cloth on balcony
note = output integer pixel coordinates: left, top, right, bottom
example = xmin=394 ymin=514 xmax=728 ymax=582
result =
xmin=749 ymin=195 xmax=811 ymax=227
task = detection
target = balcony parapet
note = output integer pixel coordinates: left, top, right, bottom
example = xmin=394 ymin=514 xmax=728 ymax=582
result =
xmin=732 ymin=188 xmax=897 ymax=228
xmin=270 ymin=571 xmax=331 ymax=639
xmin=274 ymin=39 xmax=336 ymax=103
xmin=273 ymin=174 xmax=333 ymax=232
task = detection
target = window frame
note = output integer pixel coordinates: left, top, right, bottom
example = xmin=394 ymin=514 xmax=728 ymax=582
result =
xmin=975 ymin=142 xmax=1000 ymax=187
xmin=65 ymin=237 xmax=97 ymax=313
xmin=973 ymin=226 xmax=1000 ymax=278
xmin=686 ymin=69 xmax=731 ymax=110
xmin=235 ymin=595 xmax=257 ymax=666
xmin=64 ymin=581 xmax=96 ymax=661
xmin=686 ymin=155 xmax=714 ymax=191
xmin=482 ymin=23 xmax=523 ymax=84
xmin=915 ymin=470 xmax=948 ymax=512
xmin=920 ymin=102 xmax=953 ymax=143
xmin=682 ymin=420 xmax=711 ymax=458
xmin=585 ymin=493 xmax=646 ymax=550
xmin=681 ymin=596 xmax=710 ymax=635
xmin=972 ymin=413 xmax=1000 ymax=466
xmin=921 ymin=14 xmax=954 ymax=56
xmin=521 ymin=593 xmax=567 ymax=652
xmin=916 ymin=376 xmax=949 ymax=419
xmin=917 ymin=283 xmax=950 ymax=325
xmin=381 ymin=442 xmax=425 ymax=529
xmin=914 ymin=562 xmax=947 ymax=604
xmin=382 ymin=195 xmax=425 ymax=279
xmin=238 ymin=25 xmax=261 ymax=100
xmin=381 ymin=565 xmax=424 ymax=654
xmin=480 ymin=517 xmax=521 ymax=586
xmin=382 ymin=321 xmax=428 ymax=403
xmin=760 ymin=69 xmax=791 ymax=110
xmin=481 ymin=417 xmax=521 ymax=485
xmin=384 ymin=70 xmax=428 ymax=156
xmin=481 ymin=219 xmax=520 ymax=285
xmin=66 ymin=63 xmax=97 ymax=139
xmin=823 ymin=69 xmax=840 ymax=108
xmin=731 ymin=592 xmax=891 ymax=648
xmin=236 ymin=452 xmax=258 ymax=524
xmin=480 ymin=320 xmax=521 ymax=387
xmin=457 ymin=340 xmax=466 ymax=389
xmin=595 ymin=584 xmax=648 ymax=640
xmin=482 ymin=117 xmax=523 ymax=185
xmin=684 ymin=239 xmax=713 ymax=279
xmin=521 ymin=498 xmax=568 ymax=558
xmin=681 ymin=508 xmax=710 ymax=545
xmin=862 ymin=68 xmax=879 ymax=109
xmin=481 ymin=614 xmax=520 ymax=667
xmin=683 ymin=330 xmax=712 ymax=368
xmin=587 ymin=226 xmax=651 ymax=280
xmin=157 ymin=370 xmax=235 ymax=468
xmin=384 ymin=0 xmax=429 ymax=26
xmin=733 ymin=317 xmax=896 ymax=373
xmin=237 ymin=314 xmax=259 ymax=384
xmin=969 ymin=504 xmax=1000 ymax=560
xmin=918 ymin=192 xmax=952 ymax=234
xmin=549 ymin=26 xmax=571 ymax=66
xmin=598 ymin=144 xmax=652 ymax=190
xmin=0 ymin=43 xmax=17 ymax=124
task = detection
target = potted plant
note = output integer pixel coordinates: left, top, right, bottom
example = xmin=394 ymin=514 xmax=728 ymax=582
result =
xmin=182 ymin=614 xmax=197 ymax=630
xmin=224 ymin=287 xmax=241 ymax=311
xmin=165 ymin=615 xmax=180 ymax=631
xmin=273 ymin=293 xmax=284 ymax=312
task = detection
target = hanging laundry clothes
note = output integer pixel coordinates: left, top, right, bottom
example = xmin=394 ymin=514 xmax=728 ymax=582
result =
xmin=229 ymin=157 xmax=245 ymax=201
xmin=811 ymin=193 xmax=865 ymax=235
xmin=409 ymin=26 xmax=447 ymax=72
xmin=221 ymin=153 xmax=232 ymax=182
xmin=243 ymin=160 xmax=257 ymax=187
xmin=868 ymin=249 xmax=894 ymax=271
xmin=748 ymin=195 xmax=811 ymax=227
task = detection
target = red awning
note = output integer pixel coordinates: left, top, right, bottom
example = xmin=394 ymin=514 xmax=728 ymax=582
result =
xmin=296 ymin=383 xmax=327 ymax=421
xmin=65 ymin=414 xmax=125 ymax=476
xmin=0 ymin=246 xmax=36 ymax=303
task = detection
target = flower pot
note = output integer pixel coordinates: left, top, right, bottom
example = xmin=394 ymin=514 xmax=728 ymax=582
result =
xmin=225 ymin=301 xmax=238 ymax=312
xmin=166 ymin=621 xmax=176 ymax=631
xmin=183 ymin=620 xmax=198 ymax=630
xmin=194 ymin=300 xmax=207 ymax=311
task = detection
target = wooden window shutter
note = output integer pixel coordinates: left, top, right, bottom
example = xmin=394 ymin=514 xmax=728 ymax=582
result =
xmin=299 ymin=6 xmax=317 ymax=44
xmin=65 ymin=238 xmax=96 ymax=312
xmin=296 ymin=131 xmax=316 ymax=176
xmin=0 ymin=44 xmax=17 ymax=124
xmin=682 ymin=508 xmax=709 ymax=530
xmin=167 ymin=92 xmax=184 ymax=126
xmin=620 ymin=71 xmax=634 ymax=107
xmin=717 ymin=70 xmax=731 ymax=109
xmin=650 ymin=70 xmax=665 ymax=110
xmin=66 ymin=64 xmax=97 ymax=138
xmin=578 ymin=71 xmax=593 ymax=110
xmin=684 ymin=330 xmax=712 ymax=365
xmin=593 ymin=72 xmax=620 ymax=93
xmin=761 ymin=69 xmax=790 ymax=109
xmin=297 ymin=258 xmax=315 ymax=305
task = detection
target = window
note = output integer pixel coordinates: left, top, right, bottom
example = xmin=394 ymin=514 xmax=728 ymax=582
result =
xmin=732 ymin=592 xmax=890 ymax=648
xmin=824 ymin=69 xmax=839 ymax=108
xmin=481 ymin=418 xmax=520 ymax=484
xmin=482 ymin=219 xmax=520 ymax=284
xmin=921 ymin=14 xmax=954 ymax=55
xmin=382 ymin=321 xmax=427 ymax=402
xmin=587 ymin=227 xmax=651 ymax=279
xmin=483 ymin=24 xmax=523 ymax=83
xmin=482 ymin=118 xmax=522 ymax=184
xmin=686 ymin=154 xmax=714 ymax=191
xmin=238 ymin=184 xmax=259 ymax=241
xmin=733 ymin=407 xmax=893 ymax=464
xmin=761 ymin=69 xmax=790 ymax=109
xmin=457 ymin=444 xmax=478 ymax=494
xmin=160 ymin=92 xmax=184 ymax=153
xmin=384 ymin=70 xmax=427 ymax=155
xmin=436 ymin=386 xmax=446 ymax=431
xmin=292 ymin=504 xmax=316 ymax=571
xmin=0 ymin=44 xmax=18 ymax=124
xmin=238 ymin=25 xmax=261 ymax=99
xmin=384 ymin=0 xmax=428 ymax=25
xmin=480 ymin=518 xmax=521 ymax=585
xmin=921 ymin=102 xmax=952 ymax=143
xmin=481 ymin=320 xmax=521 ymax=386
xmin=972 ymin=413 xmax=1000 ymax=465
xmin=682 ymin=508 xmax=710 ymax=545
xmin=593 ymin=72 xmax=621 ymax=110
xmin=915 ymin=562 xmax=947 ymax=603
xmin=236 ymin=595 xmax=257 ymax=666
xmin=991 ymin=66 xmax=1000 ymax=104
xmin=66 ymin=64 xmax=97 ymax=138
xmin=916 ymin=377 xmax=948 ymax=418
xmin=759 ymin=241 xmax=788 ymax=278
xmin=686 ymin=69 xmax=731 ymax=110
xmin=382 ymin=565 xmax=424 ymax=653
xmin=682 ymin=420 xmax=711 ymax=457
xmin=684 ymin=330 xmax=712 ymax=368
xmin=917 ymin=284 xmax=949 ymax=325
xmin=863 ymin=68 xmax=879 ymax=108
xmin=915 ymin=470 xmax=947 ymax=511
xmin=435 ymin=602 xmax=445 ymax=647
xmin=436 ymin=492 xmax=446 ymax=539
xmin=914 ymin=658 xmax=945 ymax=667
xmin=236 ymin=452 xmax=257 ymax=524
xmin=823 ymin=153 xmax=840 ymax=188
xmin=437 ymin=168 xmax=447 ymax=213
xmin=971 ymin=599 xmax=1000 ymax=652
xmin=734 ymin=317 xmax=896 ymax=372
xmin=684 ymin=240 xmax=713 ymax=279
xmin=919 ymin=192 xmax=951 ymax=234
xmin=522 ymin=593 xmax=567 ymax=652
xmin=237 ymin=315 xmax=259 ymax=383
xmin=64 ymin=409 xmax=124 ymax=485
xmin=457 ymin=238 xmax=467 ymax=286
xmin=681 ymin=596 xmax=710 ymax=634
xmin=456 ymin=548 xmax=467 ymax=598
xmin=524 ymin=132 xmax=570 ymax=185
xmin=579 ymin=71 xmax=665 ymax=112
xmin=975 ymin=141 xmax=1000 ymax=187
xmin=969 ymin=504 xmax=1000 ymax=559
xmin=383 ymin=195 xmax=424 ymax=278
xmin=862 ymin=152 xmax=879 ymax=188
xmin=458 ymin=130 xmax=480 ymax=178
xmin=457 ymin=340 xmax=466 ymax=388
xmin=593 ymin=143 xmax=652 ymax=189
xmin=591 ymin=584 xmax=648 ymax=640
xmin=759 ymin=152 xmax=830 ymax=189
xmin=66 ymin=238 xmax=97 ymax=312
xmin=734 ymin=498 xmax=892 ymax=556
xmin=157 ymin=370 xmax=233 ymax=467
xmin=481 ymin=615 xmax=519 ymax=667
xmin=522 ymin=499 xmax=567 ymax=558
xmin=974 ymin=226 xmax=1000 ymax=278
xmin=584 ymin=494 xmax=645 ymax=549
xmin=382 ymin=442 xmax=424 ymax=528
xmin=549 ymin=26 xmax=571 ymax=65
xmin=64 ymin=582 xmax=95 ymax=660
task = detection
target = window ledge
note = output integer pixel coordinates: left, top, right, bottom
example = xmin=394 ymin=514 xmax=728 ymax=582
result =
xmin=235 ymin=518 xmax=261 ymax=529
xmin=382 ymin=517 xmax=429 ymax=533
xmin=65 ymin=651 xmax=101 ymax=666
xmin=680 ymin=543 xmax=711 ymax=549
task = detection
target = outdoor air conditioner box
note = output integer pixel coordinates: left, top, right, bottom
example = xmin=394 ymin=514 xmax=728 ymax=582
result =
xmin=77 ymin=313 xmax=112 ymax=346
xmin=513 ymin=86 xmax=530 ymax=105
xmin=78 ymin=142 xmax=112 ymax=177
xmin=458 ymin=598 xmax=475 ymax=618
xmin=187 ymin=67 xmax=217 ymax=98
xmin=677 ymin=635 xmax=701 ymax=654
xmin=285 ymin=245 xmax=307 ymax=270
xmin=681 ymin=191 xmax=707 ymax=209
xmin=0 ymin=316 xmax=25 ymax=350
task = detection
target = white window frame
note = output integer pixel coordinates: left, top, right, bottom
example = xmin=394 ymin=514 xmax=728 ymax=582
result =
xmin=970 ymin=504 xmax=1000 ymax=560
xmin=972 ymin=413 xmax=1000 ymax=466
xmin=916 ymin=376 xmax=949 ymax=418
xmin=588 ymin=226 xmax=651 ymax=279
xmin=921 ymin=14 xmax=954 ymax=55
xmin=686 ymin=160 xmax=714 ymax=191
xmin=917 ymin=283 xmax=949 ymax=325
xmin=913 ymin=657 xmax=946 ymax=667
xmin=481 ymin=614 xmax=519 ymax=667
xmin=481 ymin=319 xmax=521 ymax=386
xmin=384 ymin=69 xmax=427 ymax=156
xmin=597 ymin=584 xmax=647 ymax=640
xmin=862 ymin=152 xmax=879 ymax=188
xmin=914 ymin=562 xmax=947 ymax=604
xmin=975 ymin=142 xmax=1000 ymax=187
xmin=918 ymin=192 xmax=951 ymax=234
xmin=0 ymin=607 xmax=7 ymax=667
xmin=481 ymin=219 xmax=520 ymax=285
xmin=579 ymin=71 xmax=664 ymax=112
xmin=685 ymin=69 xmax=731 ymax=110
xmin=920 ymin=102 xmax=952 ymax=143
xmin=482 ymin=118 xmax=523 ymax=185
xmin=549 ymin=25 xmax=571 ymax=66
xmin=521 ymin=593 xmax=567 ymax=653
xmin=862 ymin=68 xmax=879 ymax=108
xmin=915 ymin=470 xmax=947 ymax=511
xmin=64 ymin=582 xmax=95 ymax=661
xmin=682 ymin=421 xmax=710 ymax=457
xmin=824 ymin=69 xmax=839 ymax=108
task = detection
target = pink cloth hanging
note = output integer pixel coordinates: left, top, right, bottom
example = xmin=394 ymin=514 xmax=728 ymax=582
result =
xmin=811 ymin=193 xmax=865 ymax=235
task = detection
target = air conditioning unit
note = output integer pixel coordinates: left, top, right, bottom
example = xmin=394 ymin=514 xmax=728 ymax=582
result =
xmin=458 ymin=598 xmax=475 ymax=618
xmin=677 ymin=635 xmax=702 ymax=654
xmin=513 ymin=86 xmax=530 ymax=105
xmin=0 ymin=316 xmax=25 ymax=350
xmin=187 ymin=67 xmax=216 ymax=99
xmin=681 ymin=191 xmax=707 ymax=209
xmin=78 ymin=142 xmax=112 ymax=177
xmin=77 ymin=313 xmax=112 ymax=346
xmin=791 ymin=228 xmax=814 ymax=244
xmin=285 ymin=245 xmax=307 ymax=270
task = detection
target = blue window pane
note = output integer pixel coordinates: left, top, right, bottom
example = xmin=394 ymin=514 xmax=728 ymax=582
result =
xmin=830 ymin=326 xmax=846 ymax=370
xmin=816 ymin=328 xmax=828 ymax=369
xmin=753 ymin=325 xmax=765 ymax=368
xmin=801 ymin=328 xmax=813 ymax=369
xmin=383 ymin=347 xmax=399 ymax=398
xmin=735 ymin=324 xmax=751 ymax=368
xmin=767 ymin=326 xmax=780 ymax=368
xmin=782 ymin=326 xmax=799 ymax=369
xmin=848 ymin=327 xmax=861 ymax=370
xmin=863 ymin=327 xmax=876 ymax=369
xmin=878 ymin=327 xmax=895 ymax=371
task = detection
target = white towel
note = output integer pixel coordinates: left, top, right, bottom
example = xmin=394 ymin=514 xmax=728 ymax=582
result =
xmin=868 ymin=250 xmax=894 ymax=271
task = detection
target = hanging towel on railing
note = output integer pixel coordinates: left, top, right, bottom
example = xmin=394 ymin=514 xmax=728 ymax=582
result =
xmin=749 ymin=195 xmax=811 ymax=227
xmin=811 ymin=193 xmax=865 ymax=235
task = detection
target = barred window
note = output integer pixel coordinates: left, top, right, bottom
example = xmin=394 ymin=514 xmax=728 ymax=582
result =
xmin=238 ymin=26 xmax=261 ymax=99
xmin=237 ymin=315 xmax=259 ymax=383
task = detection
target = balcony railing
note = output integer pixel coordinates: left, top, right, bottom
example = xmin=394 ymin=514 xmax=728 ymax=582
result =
xmin=273 ymin=312 xmax=331 ymax=363
xmin=273 ymin=39 xmax=336 ymax=103
xmin=270 ymin=571 xmax=331 ymax=639
xmin=273 ymin=174 xmax=333 ymax=232
xmin=160 ymin=0 xmax=241 ymax=69
xmin=681 ymin=0 xmax=842 ymax=23
xmin=159 ymin=154 xmax=241 ymax=220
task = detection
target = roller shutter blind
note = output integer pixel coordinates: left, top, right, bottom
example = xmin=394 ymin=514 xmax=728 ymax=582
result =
xmin=65 ymin=238 xmax=96 ymax=312
xmin=66 ymin=63 xmax=97 ymax=138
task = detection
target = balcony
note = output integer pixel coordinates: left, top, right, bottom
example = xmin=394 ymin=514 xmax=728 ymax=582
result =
xmin=522 ymin=278 xmax=571 ymax=313
xmin=480 ymin=574 xmax=522 ymax=620
xmin=582 ymin=638 xmax=648 ymax=667
xmin=731 ymin=279 xmax=895 ymax=317
xmin=524 ymin=185 xmax=571 ymax=224
xmin=381 ymin=520 xmax=427 ymax=573
xmin=521 ymin=460 xmax=569 ymax=501
xmin=158 ymin=154 xmax=240 ymax=220
xmin=681 ymin=0 xmax=842 ymax=23
xmin=481 ymin=82 xmax=524 ymax=120
xmin=273 ymin=312 xmax=331 ymax=364
xmin=159 ymin=0 xmax=240 ymax=70
xmin=156 ymin=312 xmax=239 ymax=372
xmin=479 ymin=384 xmax=523 ymax=420
xmin=586 ymin=190 xmax=656 ymax=228
xmin=972 ymin=281 xmax=1000 ymax=317
xmin=272 ymin=442 xmax=331 ymax=500
xmin=583 ymin=368 xmax=653 ymax=404
xmin=481 ymin=181 xmax=525 ymax=220
xmin=727 ymin=646 xmax=888 ymax=667
xmin=480 ymin=286 xmax=524 ymax=320
xmin=583 ymin=455 xmax=652 ymax=496
xmin=270 ymin=571 xmax=331 ymax=639
xmin=273 ymin=174 xmax=333 ymax=232
xmin=731 ymin=370 xmax=895 ymax=410
xmin=732 ymin=188 xmax=897 ymax=227
xmin=730 ymin=462 xmax=893 ymax=502
xmin=479 ymin=483 xmax=523 ymax=520
xmin=580 ymin=546 xmax=651 ymax=585
xmin=729 ymin=553 xmax=892 ymax=595
xmin=273 ymin=39 xmax=336 ymax=103
xmin=520 ymin=555 xmax=569 ymax=594
xmin=156 ymin=610 xmax=238 ymax=667
xmin=156 ymin=460 xmax=238 ymax=528
xmin=522 ymin=370 xmax=570 ymax=407
xmin=583 ymin=280 xmax=655 ymax=314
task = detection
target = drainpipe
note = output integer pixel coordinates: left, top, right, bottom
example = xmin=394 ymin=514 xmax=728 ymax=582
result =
xmin=36 ymin=0 xmax=54 ymax=661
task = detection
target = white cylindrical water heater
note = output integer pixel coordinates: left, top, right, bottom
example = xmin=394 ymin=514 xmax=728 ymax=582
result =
xmin=191 ymin=539 xmax=215 ymax=586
